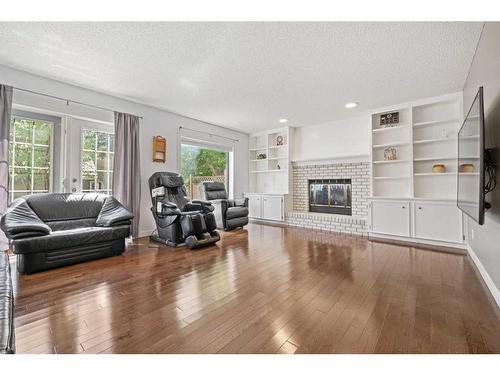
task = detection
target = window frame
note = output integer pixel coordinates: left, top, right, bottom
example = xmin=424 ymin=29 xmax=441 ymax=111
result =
xmin=8 ymin=114 xmax=55 ymax=203
xmin=80 ymin=127 xmax=114 ymax=195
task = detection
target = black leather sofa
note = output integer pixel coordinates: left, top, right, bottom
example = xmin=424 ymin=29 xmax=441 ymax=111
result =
xmin=0 ymin=251 xmax=14 ymax=354
xmin=0 ymin=193 xmax=133 ymax=274
xmin=200 ymin=181 xmax=249 ymax=231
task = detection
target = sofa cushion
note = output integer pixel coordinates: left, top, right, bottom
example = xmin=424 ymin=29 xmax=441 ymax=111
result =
xmin=226 ymin=206 xmax=249 ymax=220
xmin=12 ymin=225 xmax=130 ymax=255
xmin=24 ymin=193 xmax=107 ymax=222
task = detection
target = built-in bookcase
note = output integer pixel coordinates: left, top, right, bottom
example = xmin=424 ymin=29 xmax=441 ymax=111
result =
xmin=248 ymin=127 xmax=292 ymax=194
xmin=371 ymin=93 xmax=467 ymax=200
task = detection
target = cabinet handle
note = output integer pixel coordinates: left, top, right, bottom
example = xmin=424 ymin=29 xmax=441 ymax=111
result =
xmin=418 ymin=206 xmax=422 ymax=210
xmin=402 ymin=205 xmax=406 ymax=209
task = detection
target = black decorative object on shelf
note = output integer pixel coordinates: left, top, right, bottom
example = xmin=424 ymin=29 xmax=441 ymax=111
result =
xmin=256 ymin=153 xmax=267 ymax=160
xmin=380 ymin=112 xmax=400 ymax=127
xmin=276 ymin=135 xmax=284 ymax=146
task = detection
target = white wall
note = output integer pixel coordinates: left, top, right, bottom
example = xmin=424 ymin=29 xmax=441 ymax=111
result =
xmin=462 ymin=22 xmax=500 ymax=306
xmin=293 ymin=115 xmax=370 ymax=162
xmin=0 ymin=65 xmax=249 ymax=237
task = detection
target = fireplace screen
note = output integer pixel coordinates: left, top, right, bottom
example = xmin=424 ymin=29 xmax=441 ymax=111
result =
xmin=309 ymin=179 xmax=352 ymax=215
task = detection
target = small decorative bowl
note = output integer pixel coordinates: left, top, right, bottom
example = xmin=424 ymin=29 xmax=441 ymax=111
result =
xmin=459 ymin=163 xmax=474 ymax=173
xmin=432 ymin=164 xmax=446 ymax=173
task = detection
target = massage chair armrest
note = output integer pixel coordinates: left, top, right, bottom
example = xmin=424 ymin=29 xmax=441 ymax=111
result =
xmin=190 ymin=200 xmax=215 ymax=213
xmin=0 ymin=199 xmax=51 ymax=239
xmin=154 ymin=202 xmax=182 ymax=217
xmin=96 ymin=196 xmax=134 ymax=227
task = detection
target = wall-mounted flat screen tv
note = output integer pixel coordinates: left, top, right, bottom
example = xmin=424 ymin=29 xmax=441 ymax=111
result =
xmin=457 ymin=87 xmax=485 ymax=225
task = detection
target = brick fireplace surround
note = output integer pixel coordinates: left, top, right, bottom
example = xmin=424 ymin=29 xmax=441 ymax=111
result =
xmin=286 ymin=161 xmax=370 ymax=235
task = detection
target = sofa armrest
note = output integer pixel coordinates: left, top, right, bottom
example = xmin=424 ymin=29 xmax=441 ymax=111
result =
xmin=234 ymin=197 xmax=249 ymax=207
xmin=0 ymin=200 xmax=50 ymax=239
xmin=95 ymin=197 xmax=134 ymax=227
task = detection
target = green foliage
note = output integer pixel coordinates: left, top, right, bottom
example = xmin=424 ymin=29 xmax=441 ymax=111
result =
xmin=180 ymin=144 xmax=228 ymax=187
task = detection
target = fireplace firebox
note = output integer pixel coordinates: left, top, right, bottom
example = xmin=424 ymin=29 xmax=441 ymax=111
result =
xmin=308 ymin=179 xmax=352 ymax=215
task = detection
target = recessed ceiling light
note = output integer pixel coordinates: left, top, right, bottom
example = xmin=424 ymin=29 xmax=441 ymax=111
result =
xmin=345 ymin=102 xmax=358 ymax=109
xmin=279 ymin=118 xmax=288 ymax=123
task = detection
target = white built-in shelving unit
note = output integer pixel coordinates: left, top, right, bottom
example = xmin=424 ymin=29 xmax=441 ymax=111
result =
xmin=248 ymin=127 xmax=292 ymax=194
xmin=370 ymin=93 xmax=473 ymax=201
xmin=246 ymin=127 xmax=294 ymax=222
xmin=369 ymin=92 xmax=467 ymax=247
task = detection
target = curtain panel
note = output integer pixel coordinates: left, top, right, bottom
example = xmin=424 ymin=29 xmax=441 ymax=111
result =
xmin=112 ymin=112 xmax=141 ymax=237
xmin=0 ymin=84 xmax=13 ymax=250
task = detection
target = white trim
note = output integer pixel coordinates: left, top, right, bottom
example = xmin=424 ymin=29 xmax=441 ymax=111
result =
xmin=292 ymin=153 xmax=369 ymax=166
xmin=368 ymin=232 xmax=466 ymax=250
xmin=467 ymin=244 xmax=500 ymax=310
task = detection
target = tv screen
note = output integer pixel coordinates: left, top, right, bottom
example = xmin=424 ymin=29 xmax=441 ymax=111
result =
xmin=457 ymin=87 xmax=485 ymax=225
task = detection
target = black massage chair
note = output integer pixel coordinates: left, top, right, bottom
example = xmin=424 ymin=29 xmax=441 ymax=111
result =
xmin=149 ymin=172 xmax=220 ymax=249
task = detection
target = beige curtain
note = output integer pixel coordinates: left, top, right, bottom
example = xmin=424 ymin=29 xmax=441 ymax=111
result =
xmin=0 ymin=84 xmax=13 ymax=250
xmin=112 ymin=112 xmax=141 ymax=238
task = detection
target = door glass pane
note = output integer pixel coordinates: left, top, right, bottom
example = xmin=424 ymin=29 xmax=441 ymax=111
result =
xmin=97 ymin=133 xmax=108 ymax=151
xmin=83 ymin=130 xmax=96 ymax=150
xmin=33 ymin=146 xmax=50 ymax=167
xmin=180 ymin=143 xmax=230 ymax=200
xmin=14 ymin=119 xmax=33 ymax=143
xmin=96 ymin=152 xmax=107 ymax=170
xmin=13 ymin=168 xmax=31 ymax=190
xmin=81 ymin=129 xmax=114 ymax=195
xmin=9 ymin=116 xmax=52 ymax=203
xmin=34 ymin=122 xmax=52 ymax=144
xmin=33 ymin=169 xmax=50 ymax=191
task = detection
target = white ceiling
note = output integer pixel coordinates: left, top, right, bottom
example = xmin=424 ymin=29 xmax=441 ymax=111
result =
xmin=0 ymin=22 xmax=483 ymax=133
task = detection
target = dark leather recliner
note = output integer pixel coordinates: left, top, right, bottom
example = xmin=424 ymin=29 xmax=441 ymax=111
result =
xmin=200 ymin=181 xmax=249 ymax=231
xmin=149 ymin=172 xmax=220 ymax=249
xmin=0 ymin=193 xmax=133 ymax=274
xmin=0 ymin=251 xmax=14 ymax=354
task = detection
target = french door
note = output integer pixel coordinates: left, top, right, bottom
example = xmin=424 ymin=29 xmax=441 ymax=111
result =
xmin=65 ymin=118 xmax=114 ymax=194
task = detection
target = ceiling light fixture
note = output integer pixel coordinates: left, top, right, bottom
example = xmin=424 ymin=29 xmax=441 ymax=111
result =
xmin=279 ymin=118 xmax=288 ymax=123
xmin=345 ymin=102 xmax=358 ymax=109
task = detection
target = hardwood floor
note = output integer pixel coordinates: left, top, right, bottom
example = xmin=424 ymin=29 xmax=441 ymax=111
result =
xmin=10 ymin=223 xmax=500 ymax=354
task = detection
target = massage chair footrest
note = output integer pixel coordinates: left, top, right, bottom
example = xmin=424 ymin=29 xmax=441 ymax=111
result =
xmin=185 ymin=231 xmax=220 ymax=249
xmin=149 ymin=235 xmax=180 ymax=248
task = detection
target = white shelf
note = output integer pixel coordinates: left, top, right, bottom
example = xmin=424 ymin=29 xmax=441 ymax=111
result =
xmin=268 ymin=156 xmax=287 ymax=160
xmin=250 ymin=169 xmax=288 ymax=173
xmin=414 ymin=156 xmax=456 ymax=161
xmin=373 ymin=159 xmax=409 ymax=164
xmin=373 ymin=176 xmax=410 ymax=180
xmin=250 ymin=159 xmax=267 ymax=162
xmin=414 ymin=173 xmax=457 ymax=176
xmin=372 ymin=141 xmax=409 ymax=148
xmin=413 ymin=137 xmax=456 ymax=145
xmin=372 ymin=125 xmax=407 ymax=133
xmin=249 ymin=147 xmax=267 ymax=151
xmin=413 ymin=119 xmax=458 ymax=128
xmin=268 ymin=145 xmax=287 ymax=149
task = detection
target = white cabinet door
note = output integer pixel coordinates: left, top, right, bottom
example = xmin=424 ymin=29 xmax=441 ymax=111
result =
xmin=262 ymin=196 xmax=283 ymax=221
xmin=247 ymin=195 xmax=262 ymax=218
xmin=414 ymin=202 xmax=462 ymax=243
xmin=371 ymin=201 xmax=410 ymax=237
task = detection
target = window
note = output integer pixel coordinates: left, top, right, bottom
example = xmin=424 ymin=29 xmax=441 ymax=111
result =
xmin=180 ymin=143 xmax=230 ymax=199
xmin=8 ymin=116 xmax=53 ymax=203
xmin=81 ymin=129 xmax=114 ymax=194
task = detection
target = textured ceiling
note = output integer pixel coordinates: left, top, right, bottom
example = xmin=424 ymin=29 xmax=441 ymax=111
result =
xmin=0 ymin=22 xmax=483 ymax=132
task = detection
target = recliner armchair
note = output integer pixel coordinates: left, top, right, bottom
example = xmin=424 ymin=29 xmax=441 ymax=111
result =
xmin=149 ymin=172 xmax=220 ymax=249
xmin=200 ymin=181 xmax=249 ymax=231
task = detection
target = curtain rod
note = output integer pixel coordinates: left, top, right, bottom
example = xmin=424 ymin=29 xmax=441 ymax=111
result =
xmin=179 ymin=126 xmax=240 ymax=142
xmin=13 ymin=86 xmax=144 ymax=119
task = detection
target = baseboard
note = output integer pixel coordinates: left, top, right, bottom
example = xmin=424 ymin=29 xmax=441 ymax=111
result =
xmin=467 ymin=244 xmax=500 ymax=310
xmin=368 ymin=234 xmax=467 ymax=255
